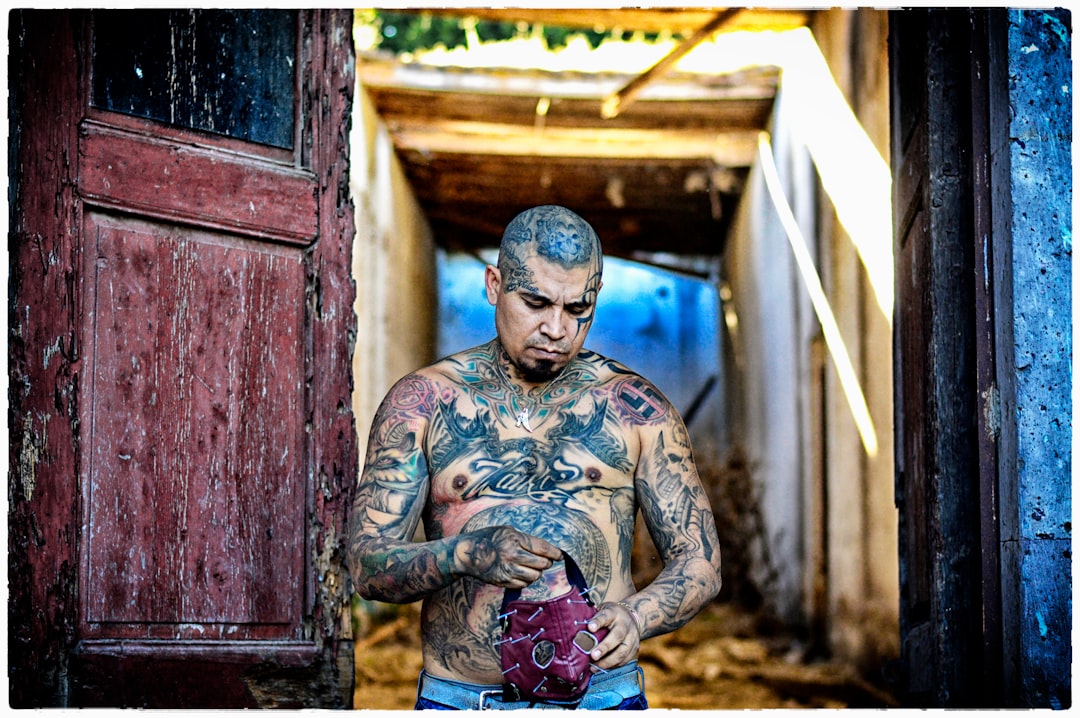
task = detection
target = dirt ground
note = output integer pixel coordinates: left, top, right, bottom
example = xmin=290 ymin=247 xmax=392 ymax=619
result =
xmin=351 ymin=601 xmax=899 ymax=710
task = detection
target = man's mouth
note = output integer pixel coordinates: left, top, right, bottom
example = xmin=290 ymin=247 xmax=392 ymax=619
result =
xmin=527 ymin=346 xmax=565 ymax=361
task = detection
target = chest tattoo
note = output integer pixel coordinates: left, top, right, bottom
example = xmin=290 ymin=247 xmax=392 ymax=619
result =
xmin=427 ymin=395 xmax=630 ymax=504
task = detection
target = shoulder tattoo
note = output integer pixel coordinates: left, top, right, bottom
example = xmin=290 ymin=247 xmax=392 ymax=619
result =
xmin=610 ymin=375 xmax=669 ymax=424
xmin=385 ymin=373 xmax=437 ymax=418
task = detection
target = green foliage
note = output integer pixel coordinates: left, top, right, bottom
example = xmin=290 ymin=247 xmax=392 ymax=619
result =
xmin=363 ymin=10 xmax=633 ymax=54
xmin=375 ymin=11 xmax=465 ymax=54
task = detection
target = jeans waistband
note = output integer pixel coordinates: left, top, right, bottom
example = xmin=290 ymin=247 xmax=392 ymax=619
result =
xmin=417 ymin=661 xmax=645 ymax=710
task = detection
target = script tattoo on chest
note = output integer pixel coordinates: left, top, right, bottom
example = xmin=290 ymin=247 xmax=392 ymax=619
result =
xmin=427 ymin=396 xmax=633 ymax=504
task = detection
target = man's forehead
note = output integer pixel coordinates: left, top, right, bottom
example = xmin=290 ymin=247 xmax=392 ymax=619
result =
xmin=518 ymin=254 xmax=600 ymax=299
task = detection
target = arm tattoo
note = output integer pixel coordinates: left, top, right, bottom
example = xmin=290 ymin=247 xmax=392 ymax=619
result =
xmin=633 ymin=427 xmax=723 ymax=638
xmin=348 ymin=373 xmax=460 ymax=603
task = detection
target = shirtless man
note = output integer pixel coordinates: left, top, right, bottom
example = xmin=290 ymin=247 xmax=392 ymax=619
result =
xmin=348 ymin=205 xmax=722 ymax=709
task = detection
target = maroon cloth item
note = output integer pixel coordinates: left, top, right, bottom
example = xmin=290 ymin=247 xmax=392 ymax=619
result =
xmin=497 ymin=554 xmax=608 ymax=705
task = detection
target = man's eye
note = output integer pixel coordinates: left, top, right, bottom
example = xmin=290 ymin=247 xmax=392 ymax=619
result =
xmin=567 ymin=305 xmax=589 ymax=316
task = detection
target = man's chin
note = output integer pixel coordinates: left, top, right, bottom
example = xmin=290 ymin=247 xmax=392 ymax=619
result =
xmin=520 ymin=359 xmax=563 ymax=383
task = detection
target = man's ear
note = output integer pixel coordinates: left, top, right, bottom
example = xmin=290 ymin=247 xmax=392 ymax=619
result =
xmin=484 ymin=265 xmax=501 ymax=306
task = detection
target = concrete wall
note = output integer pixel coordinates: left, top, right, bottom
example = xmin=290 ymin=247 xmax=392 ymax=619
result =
xmin=350 ymin=77 xmax=438 ymax=451
xmin=812 ymin=8 xmax=899 ymax=672
xmin=998 ymin=8 xmax=1072 ymax=707
xmin=722 ymin=113 xmax=812 ymax=624
xmin=722 ymin=9 xmax=898 ymax=674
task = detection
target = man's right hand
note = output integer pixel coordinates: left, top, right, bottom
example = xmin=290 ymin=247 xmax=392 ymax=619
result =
xmin=452 ymin=526 xmax=562 ymax=588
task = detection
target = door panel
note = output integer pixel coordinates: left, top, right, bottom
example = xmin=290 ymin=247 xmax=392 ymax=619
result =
xmin=74 ymin=10 xmax=323 ymax=698
xmin=890 ymin=9 xmax=939 ymax=703
xmin=896 ymin=191 xmax=932 ymax=628
xmin=82 ymin=213 xmax=305 ymax=634
xmin=890 ymin=8 xmax=994 ymax=706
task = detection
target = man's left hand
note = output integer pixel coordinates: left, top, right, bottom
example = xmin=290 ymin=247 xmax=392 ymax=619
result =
xmin=587 ymin=601 xmax=642 ymax=670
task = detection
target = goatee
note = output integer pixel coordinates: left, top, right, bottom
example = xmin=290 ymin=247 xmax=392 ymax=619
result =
xmin=519 ymin=358 xmax=561 ymax=383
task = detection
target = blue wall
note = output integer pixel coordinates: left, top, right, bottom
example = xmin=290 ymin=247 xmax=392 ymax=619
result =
xmin=436 ymin=250 xmax=722 ymax=431
xmin=1003 ymin=7 xmax=1072 ymax=708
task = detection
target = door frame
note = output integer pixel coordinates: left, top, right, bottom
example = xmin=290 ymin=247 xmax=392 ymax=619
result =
xmin=888 ymin=7 xmax=1009 ymax=706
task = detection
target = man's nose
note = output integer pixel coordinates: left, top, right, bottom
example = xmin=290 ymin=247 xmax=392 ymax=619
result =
xmin=540 ymin=307 xmax=567 ymax=340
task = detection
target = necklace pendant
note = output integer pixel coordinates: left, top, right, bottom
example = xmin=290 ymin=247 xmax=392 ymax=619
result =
xmin=515 ymin=406 xmax=533 ymax=433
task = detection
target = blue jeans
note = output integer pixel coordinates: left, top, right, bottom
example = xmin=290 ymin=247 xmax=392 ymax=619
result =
xmin=414 ymin=662 xmax=648 ymax=710
xmin=415 ymin=693 xmax=648 ymax=710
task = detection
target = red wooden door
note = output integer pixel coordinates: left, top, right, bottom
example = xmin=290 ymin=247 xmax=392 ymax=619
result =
xmin=9 ymin=10 xmax=357 ymax=708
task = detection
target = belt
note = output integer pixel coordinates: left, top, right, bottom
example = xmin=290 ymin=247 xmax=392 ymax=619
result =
xmin=417 ymin=662 xmax=645 ymax=710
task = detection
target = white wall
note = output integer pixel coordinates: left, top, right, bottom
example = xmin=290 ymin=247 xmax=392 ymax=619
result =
xmin=812 ymin=9 xmax=898 ymax=669
xmin=723 ymin=82 xmax=817 ymax=624
xmin=722 ymin=10 xmax=898 ymax=672
xmin=350 ymin=78 xmax=438 ymax=454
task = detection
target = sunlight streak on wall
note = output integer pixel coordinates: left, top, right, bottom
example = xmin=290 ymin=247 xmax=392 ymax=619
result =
xmin=758 ymin=132 xmax=879 ymax=458
xmin=780 ymin=28 xmax=894 ymax=322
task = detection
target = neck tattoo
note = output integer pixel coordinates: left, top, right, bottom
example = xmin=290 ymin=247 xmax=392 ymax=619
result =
xmin=494 ymin=347 xmax=569 ymax=433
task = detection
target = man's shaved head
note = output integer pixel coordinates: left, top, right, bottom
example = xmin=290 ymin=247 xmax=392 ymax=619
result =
xmin=497 ymin=205 xmax=603 ymax=293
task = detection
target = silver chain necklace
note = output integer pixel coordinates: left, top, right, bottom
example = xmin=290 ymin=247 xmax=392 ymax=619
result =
xmin=493 ymin=345 xmax=570 ymax=433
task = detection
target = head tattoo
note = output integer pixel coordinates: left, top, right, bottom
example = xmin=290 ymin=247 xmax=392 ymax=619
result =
xmin=497 ymin=205 xmax=603 ymax=294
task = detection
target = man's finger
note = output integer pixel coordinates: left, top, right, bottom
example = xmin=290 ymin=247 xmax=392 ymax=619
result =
xmin=588 ymin=629 xmax=638 ymax=668
xmin=521 ymin=535 xmax=563 ymax=561
xmin=516 ymin=550 xmax=556 ymax=572
xmin=586 ymin=605 xmax=618 ymax=633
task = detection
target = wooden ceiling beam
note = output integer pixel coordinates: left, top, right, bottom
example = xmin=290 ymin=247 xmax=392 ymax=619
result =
xmin=398 ymin=153 xmax=746 ymax=208
xmin=361 ymin=83 xmax=776 ymax=132
xmin=385 ymin=121 xmax=759 ymax=164
xmin=602 ymin=9 xmax=743 ymax=119
xmin=419 ymin=7 xmax=812 ymax=36
xmin=357 ymin=59 xmax=779 ymax=102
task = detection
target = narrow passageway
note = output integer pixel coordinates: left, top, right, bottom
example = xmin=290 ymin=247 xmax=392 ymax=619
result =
xmin=351 ymin=600 xmax=898 ymax=709
xmin=351 ymin=9 xmax=904 ymax=708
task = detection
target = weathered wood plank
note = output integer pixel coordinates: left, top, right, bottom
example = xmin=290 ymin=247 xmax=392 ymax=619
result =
xmin=78 ymin=121 xmax=319 ymax=245
xmin=401 ymin=152 xmax=744 ymax=199
xmin=361 ymin=77 xmax=776 ymax=132
xmin=300 ymin=8 xmax=359 ymax=709
xmin=383 ymin=120 xmax=759 ymax=162
xmin=416 ymin=7 xmax=812 ymax=35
